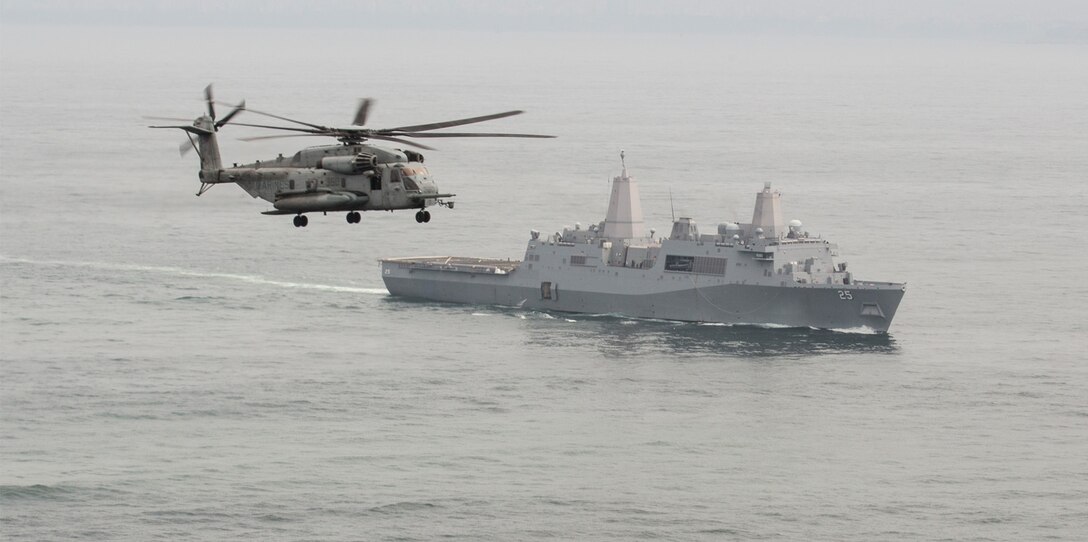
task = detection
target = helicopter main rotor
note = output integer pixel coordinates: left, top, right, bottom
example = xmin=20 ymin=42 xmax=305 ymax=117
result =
xmin=230 ymin=99 xmax=554 ymax=149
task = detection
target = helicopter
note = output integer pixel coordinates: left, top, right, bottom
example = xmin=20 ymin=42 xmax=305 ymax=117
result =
xmin=149 ymin=86 xmax=554 ymax=227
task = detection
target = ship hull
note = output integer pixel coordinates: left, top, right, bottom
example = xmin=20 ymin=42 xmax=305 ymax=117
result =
xmin=381 ymin=262 xmax=904 ymax=332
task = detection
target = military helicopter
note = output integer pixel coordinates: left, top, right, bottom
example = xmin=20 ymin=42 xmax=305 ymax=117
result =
xmin=149 ymin=86 xmax=553 ymax=227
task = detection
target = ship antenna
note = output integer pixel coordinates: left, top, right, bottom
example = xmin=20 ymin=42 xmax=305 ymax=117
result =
xmin=620 ymin=149 xmax=627 ymax=177
xmin=669 ymin=187 xmax=675 ymax=222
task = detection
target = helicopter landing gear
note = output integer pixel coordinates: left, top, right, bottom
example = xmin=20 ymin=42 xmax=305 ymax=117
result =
xmin=293 ymin=214 xmax=309 ymax=228
xmin=414 ymin=210 xmax=431 ymax=223
xmin=346 ymin=211 xmax=361 ymax=224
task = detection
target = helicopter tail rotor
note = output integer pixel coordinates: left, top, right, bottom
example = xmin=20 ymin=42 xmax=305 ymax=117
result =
xmin=216 ymin=99 xmax=245 ymax=129
xmin=149 ymin=84 xmax=240 ymax=173
xmin=179 ymin=139 xmax=196 ymax=157
xmin=203 ymin=84 xmax=245 ymax=130
xmin=204 ymin=84 xmax=216 ymax=122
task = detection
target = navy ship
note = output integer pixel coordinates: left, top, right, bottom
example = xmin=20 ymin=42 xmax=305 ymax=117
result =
xmin=380 ymin=155 xmax=905 ymax=332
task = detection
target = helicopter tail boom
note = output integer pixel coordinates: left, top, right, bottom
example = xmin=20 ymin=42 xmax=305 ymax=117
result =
xmin=194 ymin=129 xmax=223 ymax=173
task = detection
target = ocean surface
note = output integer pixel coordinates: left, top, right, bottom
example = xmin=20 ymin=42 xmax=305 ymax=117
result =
xmin=2 ymin=26 xmax=1086 ymax=540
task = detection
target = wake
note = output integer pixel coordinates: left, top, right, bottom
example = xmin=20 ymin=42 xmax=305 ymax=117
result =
xmin=0 ymin=255 xmax=388 ymax=295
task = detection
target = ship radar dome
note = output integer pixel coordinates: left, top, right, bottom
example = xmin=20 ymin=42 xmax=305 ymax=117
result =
xmin=789 ymin=219 xmax=803 ymax=230
xmin=719 ymin=222 xmax=741 ymax=235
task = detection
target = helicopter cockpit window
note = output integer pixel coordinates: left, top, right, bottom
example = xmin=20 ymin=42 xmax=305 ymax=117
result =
xmin=398 ymin=166 xmax=428 ymax=192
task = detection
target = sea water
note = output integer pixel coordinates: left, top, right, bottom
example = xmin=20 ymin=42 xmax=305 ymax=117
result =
xmin=2 ymin=27 xmax=1086 ymax=540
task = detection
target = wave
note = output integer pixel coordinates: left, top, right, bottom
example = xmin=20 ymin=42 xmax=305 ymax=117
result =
xmin=825 ymin=325 xmax=883 ymax=335
xmin=367 ymin=501 xmax=440 ymax=514
xmin=0 ymin=484 xmax=74 ymax=500
xmin=0 ymin=483 xmax=128 ymax=501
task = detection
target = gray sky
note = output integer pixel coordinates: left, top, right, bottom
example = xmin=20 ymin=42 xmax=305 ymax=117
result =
xmin=2 ymin=0 xmax=1087 ymax=42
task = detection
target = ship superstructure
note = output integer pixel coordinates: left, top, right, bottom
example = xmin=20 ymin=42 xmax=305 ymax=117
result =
xmin=381 ymin=156 xmax=905 ymax=331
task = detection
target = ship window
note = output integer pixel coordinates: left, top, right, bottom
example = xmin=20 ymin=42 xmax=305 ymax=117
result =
xmin=665 ymin=255 xmax=726 ymax=275
xmin=665 ymin=255 xmax=695 ymax=272
xmin=570 ymin=255 xmax=586 ymax=266
xmin=540 ymin=281 xmax=552 ymax=300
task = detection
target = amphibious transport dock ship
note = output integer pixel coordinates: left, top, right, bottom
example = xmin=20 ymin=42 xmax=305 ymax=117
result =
xmin=381 ymin=157 xmax=905 ymax=331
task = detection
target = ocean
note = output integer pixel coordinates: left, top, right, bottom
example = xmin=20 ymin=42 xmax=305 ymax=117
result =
xmin=2 ymin=26 xmax=1086 ymax=540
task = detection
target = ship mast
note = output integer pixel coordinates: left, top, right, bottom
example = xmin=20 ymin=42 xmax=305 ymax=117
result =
xmin=602 ymin=150 xmax=645 ymax=239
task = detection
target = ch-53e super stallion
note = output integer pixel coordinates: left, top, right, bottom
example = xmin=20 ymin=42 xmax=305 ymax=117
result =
xmin=149 ymin=86 xmax=553 ymax=227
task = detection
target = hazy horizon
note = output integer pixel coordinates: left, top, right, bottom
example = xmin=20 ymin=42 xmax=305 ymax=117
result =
xmin=2 ymin=0 xmax=1087 ymax=43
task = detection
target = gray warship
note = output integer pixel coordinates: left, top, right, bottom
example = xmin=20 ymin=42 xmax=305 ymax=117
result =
xmin=380 ymin=156 xmax=905 ymax=332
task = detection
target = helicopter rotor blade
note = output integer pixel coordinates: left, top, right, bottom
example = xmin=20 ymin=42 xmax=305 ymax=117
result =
xmin=239 ymin=107 xmax=329 ymax=131
xmin=368 ymin=135 xmax=436 ymax=151
xmin=352 ymin=98 xmax=373 ymax=126
xmin=237 ymin=134 xmax=330 ymax=142
xmin=385 ymin=110 xmax=524 ymax=133
xmin=230 ymin=122 xmax=324 ymax=134
xmin=395 ymin=131 xmax=556 ymax=139
xmin=143 ymin=115 xmax=193 ymax=122
xmin=215 ymin=100 xmax=246 ymax=129
xmin=204 ymin=84 xmax=216 ymax=121
xmin=179 ymin=139 xmax=195 ymax=156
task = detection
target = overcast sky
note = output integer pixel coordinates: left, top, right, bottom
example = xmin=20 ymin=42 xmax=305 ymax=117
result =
xmin=2 ymin=0 xmax=1087 ymax=42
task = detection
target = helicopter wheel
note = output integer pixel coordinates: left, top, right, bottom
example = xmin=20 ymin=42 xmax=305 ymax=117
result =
xmin=294 ymin=215 xmax=308 ymax=228
xmin=422 ymin=210 xmax=431 ymax=223
xmin=346 ymin=211 xmax=360 ymax=224
xmin=415 ymin=211 xmax=424 ymax=223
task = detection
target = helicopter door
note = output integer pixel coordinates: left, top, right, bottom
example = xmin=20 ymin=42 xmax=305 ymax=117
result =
xmin=369 ymin=174 xmax=383 ymax=209
xmin=386 ymin=168 xmax=402 ymax=208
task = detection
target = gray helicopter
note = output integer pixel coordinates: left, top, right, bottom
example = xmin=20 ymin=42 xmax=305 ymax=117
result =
xmin=149 ymin=86 xmax=553 ymax=227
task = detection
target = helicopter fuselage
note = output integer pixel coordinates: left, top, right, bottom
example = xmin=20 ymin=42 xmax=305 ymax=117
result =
xmin=203 ymin=144 xmax=453 ymax=217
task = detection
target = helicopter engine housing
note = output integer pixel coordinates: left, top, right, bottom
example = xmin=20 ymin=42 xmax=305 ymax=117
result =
xmin=319 ymin=153 xmax=377 ymax=174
